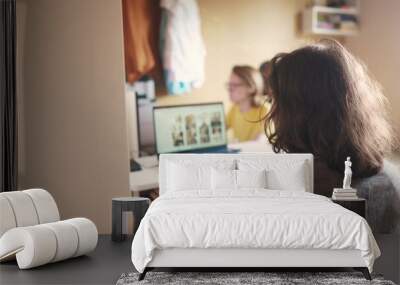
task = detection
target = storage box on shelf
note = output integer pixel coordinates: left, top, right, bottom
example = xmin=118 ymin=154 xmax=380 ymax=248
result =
xmin=302 ymin=1 xmax=360 ymax=36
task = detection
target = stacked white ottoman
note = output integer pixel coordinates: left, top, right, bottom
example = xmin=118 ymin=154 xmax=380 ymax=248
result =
xmin=0 ymin=189 xmax=98 ymax=269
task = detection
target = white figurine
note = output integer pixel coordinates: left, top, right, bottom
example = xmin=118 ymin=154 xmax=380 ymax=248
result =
xmin=342 ymin=157 xmax=352 ymax=189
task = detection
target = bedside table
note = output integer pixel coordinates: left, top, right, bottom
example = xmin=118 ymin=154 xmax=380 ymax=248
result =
xmin=112 ymin=197 xmax=150 ymax=242
xmin=331 ymin=198 xmax=366 ymax=218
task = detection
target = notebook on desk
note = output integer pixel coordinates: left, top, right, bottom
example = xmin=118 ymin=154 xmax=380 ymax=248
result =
xmin=153 ymin=102 xmax=240 ymax=155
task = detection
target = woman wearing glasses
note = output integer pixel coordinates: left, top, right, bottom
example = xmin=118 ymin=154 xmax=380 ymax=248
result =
xmin=226 ymin=65 xmax=270 ymax=142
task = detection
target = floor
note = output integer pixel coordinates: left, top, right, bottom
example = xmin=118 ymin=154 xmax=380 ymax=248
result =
xmin=0 ymin=235 xmax=134 ymax=285
xmin=1 ymin=234 xmax=399 ymax=285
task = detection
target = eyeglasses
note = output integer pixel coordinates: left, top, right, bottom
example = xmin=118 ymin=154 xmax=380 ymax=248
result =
xmin=225 ymin=82 xmax=246 ymax=90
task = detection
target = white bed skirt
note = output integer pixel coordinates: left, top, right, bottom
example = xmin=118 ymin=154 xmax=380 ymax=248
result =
xmin=148 ymin=248 xmax=366 ymax=268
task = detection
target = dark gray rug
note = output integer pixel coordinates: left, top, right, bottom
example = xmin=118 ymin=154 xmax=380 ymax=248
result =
xmin=116 ymin=272 xmax=396 ymax=285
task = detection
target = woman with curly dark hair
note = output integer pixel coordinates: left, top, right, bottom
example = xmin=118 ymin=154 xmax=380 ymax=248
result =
xmin=264 ymin=39 xmax=395 ymax=197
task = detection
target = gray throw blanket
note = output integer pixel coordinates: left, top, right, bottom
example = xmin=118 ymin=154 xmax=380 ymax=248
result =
xmin=355 ymin=160 xmax=400 ymax=234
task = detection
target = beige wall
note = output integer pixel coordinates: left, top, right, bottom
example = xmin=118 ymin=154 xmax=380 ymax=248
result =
xmin=156 ymin=0 xmax=311 ymax=109
xmin=345 ymin=0 xmax=400 ymax=140
xmin=17 ymin=0 xmax=129 ymax=234
xmin=128 ymin=0 xmax=313 ymax=156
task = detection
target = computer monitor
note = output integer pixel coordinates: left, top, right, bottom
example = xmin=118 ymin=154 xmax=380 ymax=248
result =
xmin=136 ymin=95 xmax=156 ymax=156
xmin=153 ymin=102 xmax=227 ymax=154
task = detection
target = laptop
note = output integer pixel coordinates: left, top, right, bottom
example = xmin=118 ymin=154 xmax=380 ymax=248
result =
xmin=153 ymin=102 xmax=240 ymax=155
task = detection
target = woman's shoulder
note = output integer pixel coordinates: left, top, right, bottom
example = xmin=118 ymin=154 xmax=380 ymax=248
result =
xmin=249 ymin=103 xmax=270 ymax=118
xmin=226 ymin=104 xmax=239 ymax=127
xmin=227 ymin=104 xmax=239 ymax=117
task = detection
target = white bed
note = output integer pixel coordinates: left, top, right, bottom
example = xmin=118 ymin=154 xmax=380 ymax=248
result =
xmin=131 ymin=153 xmax=380 ymax=280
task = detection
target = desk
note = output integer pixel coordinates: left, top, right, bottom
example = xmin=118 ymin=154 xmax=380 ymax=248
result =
xmin=129 ymin=140 xmax=273 ymax=194
xmin=129 ymin=167 xmax=159 ymax=192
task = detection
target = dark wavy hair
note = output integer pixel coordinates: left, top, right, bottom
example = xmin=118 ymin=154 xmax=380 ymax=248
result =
xmin=264 ymin=39 xmax=394 ymax=177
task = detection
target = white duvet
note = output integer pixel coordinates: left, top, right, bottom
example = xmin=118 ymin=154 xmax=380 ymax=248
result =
xmin=131 ymin=190 xmax=380 ymax=273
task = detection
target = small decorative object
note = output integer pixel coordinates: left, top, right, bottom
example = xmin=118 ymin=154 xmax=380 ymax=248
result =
xmin=343 ymin=156 xmax=352 ymax=189
xmin=332 ymin=157 xmax=358 ymax=200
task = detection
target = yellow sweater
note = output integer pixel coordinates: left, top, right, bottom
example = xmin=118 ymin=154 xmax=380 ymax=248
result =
xmin=226 ymin=104 xmax=269 ymax=142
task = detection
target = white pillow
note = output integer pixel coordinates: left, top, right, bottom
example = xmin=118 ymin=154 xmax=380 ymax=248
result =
xmin=266 ymin=164 xmax=306 ymax=191
xmin=167 ymin=160 xmax=235 ymax=192
xmin=237 ymin=169 xmax=267 ymax=189
xmin=238 ymin=159 xmax=308 ymax=191
xmin=167 ymin=162 xmax=211 ymax=191
xmin=211 ymin=168 xmax=236 ymax=190
xmin=211 ymin=169 xmax=268 ymax=190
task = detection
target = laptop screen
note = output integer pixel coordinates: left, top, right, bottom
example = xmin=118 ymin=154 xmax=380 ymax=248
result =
xmin=153 ymin=102 xmax=227 ymax=154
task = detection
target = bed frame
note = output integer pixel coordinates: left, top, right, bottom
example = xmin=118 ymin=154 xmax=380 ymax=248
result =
xmin=138 ymin=154 xmax=372 ymax=281
xmin=139 ymin=248 xmax=371 ymax=280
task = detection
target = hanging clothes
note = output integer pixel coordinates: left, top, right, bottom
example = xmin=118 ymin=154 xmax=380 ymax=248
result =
xmin=160 ymin=0 xmax=206 ymax=95
xmin=122 ymin=0 xmax=161 ymax=83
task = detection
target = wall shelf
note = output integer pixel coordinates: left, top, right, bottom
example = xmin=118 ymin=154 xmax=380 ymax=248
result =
xmin=311 ymin=6 xmax=358 ymax=15
xmin=302 ymin=1 xmax=360 ymax=37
